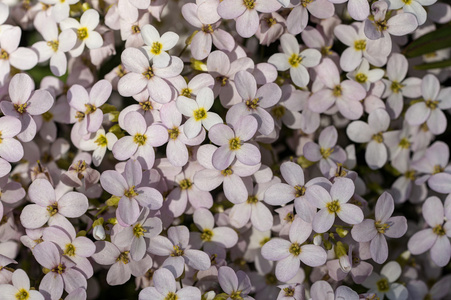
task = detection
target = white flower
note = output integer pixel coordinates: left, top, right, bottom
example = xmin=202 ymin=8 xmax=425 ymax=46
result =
xmin=141 ymin=24 xmax=179 ymax=68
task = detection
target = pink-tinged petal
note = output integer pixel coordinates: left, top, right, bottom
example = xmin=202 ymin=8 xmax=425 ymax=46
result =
xmin=375 ymin=192 xmax=394 ymax=222
xmin=236 ymin=9 xmax=259 ymax=38
xmin=63 ymin=268 xmax=87 ymax=293
xmin=20 ymin=205 xmax=49 ymax=229
xmin=153 ymin=268 xmax=176 ymax=295
xmin=212 ymin=145 xmax=235 ymax=170
xmin=112 ymin=136 xmax=138 ymax=161
xmin=255 ymin=83 xmax=281 ymax=108
xmin=72 ymin=237 xmax=95 ymax=257
xmin=289 ymin=217 xmax=312 ymax=244
xmin=405 ymin=102 xmax=429 ymax=126
xmin=134 ymin=144 xmax=156 ymax=171
xmin=191 ymin=32 xmax=212 ymax=60
xmin=50 ymin=51 xmax=68 ymax=77
xmin=211 ymin=227 xmax=238 ymax=248
xmin=251 ymin=202 xmax=273 ymax=231
xmin=330 ymin=178 xmax=354 ymax=203
xmin=336 ymin=98 xmax=363 ymax=120
xmin=146 ymin=124 xmax=168 ymax=147
xmin=218 ymin=266 xmax=239 ymax=294
xmin=310 ymin=281 xmax=334 ymax=300
xmin=295 ymin=198 xmax=317 ymax=223
xmin=118 ymin=197 xmax=140 ymax=225
xmin=80 ymin=9 xmax=99 ymax=29
xmin=91 ymin=242 xmax=120 ymax=265
xmin=34 ymin=242 xmax=60 ymax=268
xmin=290 ymin=65 xmax=309 ymax=88
xmin=58 ymin=192 xmax=88 ymax=218
xmin=196 ymin=87 xmax=214 ymax=111
xmin=86 ymin=109 xmax=103 ymax=132
xmin=427 ymin=108 xmax=447 ymax=135
xmin=337 ymin=203 xmax=363 ymax=225
xmin=217 ymin=0 xmax=246 ymax=19
xmin=197 ymin=1 xmax=221 ymax=24
xmin=280 ymin=34 xmax=299 ymax=55
xmin=348 ymin=0 xmax=370 ymax=20
xmin=422 ymin=196 xmax=444 ymax=227
xmin=68 ymin=85 xmax=89 ymax=112
xmin=340 ymin=47 xmax=362 ymax=72
xmin=28 ymin=179 xmax=55 ymax=206
xmin=8 ymin=73 xmax=34 ymax=105
xmin=229 ymin=203 xmax=251 ymax=228
xmin=212 ymin=29 xmax=235 ymax=52
xmin=121 ymin=47 xmax=148 ymax=73
xmin=209 ymin=124 xmax=234 ymax=146
xmin=408 ymin=229 xmax=436 ymax=254
xmin=147 ymin=77 xmax=173 ymax=104
xmin=346 ymin=121 xmax=373 ymax=143
xmin=268 ymin=53 xmax=290 ymax=71
xmin=299 ymin=244 xmax=327 ymax=267
xmin=139 ymin=287 xmax=164 ymax=300
xmin=39 ymin=272 xmax=63 ymax=300
xmin=431 ymin=236 xmax=451 ymax=267
xmin=280 ymin=161 xmax=305 ymax=187
xmin=0 ymin=116 xmax=21 ymax=137
xmin=370 ymin=234 xmax=388 ymax=264
xmin=384 ymin=216 xmax=407 ymax=238
xmin=308 ymin=89 xmax=335 ymax=113
xmin=368 ymin=108 xmax=390 ymax=132
xmin=207 ymin=50 xmax=230 ymax=76
xmin=261 ymin=238 xmax=290 ymax=261
xmin=118 ymin=73 xmax=147 ymax=97
xmin=365 ymin=141 xmax=387 ymax=170
xmin=85 ymin=31 xmax=103 ymax=49
xmin=107 ymin=261 xmax=131 ymax=286
xmin=275 ymin=255 xmax=300 ymax=282
xmin=351 ymin=219 xmax=378 ymax=242
xmin=306 ymin=185 xmax=331 ymax=208
xmin=176 ymin=97 xmax=198 ymax=117
xmin=236 ymin=143 xmax=260 ymax=166
xmin=264 ymin=183 xmax=295 ymax=205
xmin=429 ymin=172 xmax=451 ymax=194
xmin=100 ymin=170 xmax=128 ymax=196
xmin=147 ymin=236 xmax=173 ymax=256
xmin=167 ymin=139 xmax=188 ymax=167
xmin=286 ymin=6 xmax=308 ymax=35
xmin=234 ymin=115 xmax=258 ymax=141
xmin=0 ymin=137 xmax=23 ymax=163
xmin=124 ymin=159 xmax=142 ymax=188
xmin=387 ymin=13 xmax=418 ymax=36
xmin=194 ymin=169 xmax=223 ymax=191
xmin=223 ymin=175 xmax=247 ymax=204
xmin=312 ymin=208 xmax=335 ymax=233
xmin=9 ymin=48 xmax=37 ymax=70
xmin=135 ymin=187 xmax=163 ymax=210
xmin=90 ymin=80 xmax=112 ymax=107
xmin=235 ymin=71 xmax=256 ymax=101
xmin=58 ymin=29 xmax=77 ymax=52
xmin=182 ymin=117 xmax=202 ymax=139
xmin=255 ymin=0 xmax=281 ymax=12
xmin=184 ymin=249 xmax=211 ymax=270
xmin=316 ymin=58 xmax=340 ymax=87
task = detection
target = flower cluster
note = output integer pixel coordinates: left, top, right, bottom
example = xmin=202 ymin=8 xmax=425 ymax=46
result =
xmin=0 ymin=0 xmax=450 ymax=299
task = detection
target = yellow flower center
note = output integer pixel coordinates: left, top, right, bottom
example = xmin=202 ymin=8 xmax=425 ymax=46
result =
xmin=217 ymin=76 xmax=229 ymax=86
xmin=229 ymin=137 xmax=241 ymax=150
xmin=404 ymin=170 xmax=416 ymax=181
xmin=221 ymin=167 xmax=233 ymax=176
xmin=133 ymin=223 xmax=147 ymax=237
xmin=245 ymin=98 xmax=259 ymax=109
xmin=355 ymin=73 xmax=368 ymax=83
xmin=391 ymin=80 xmax=404 ymax=93
xmin=151 ymin=41 xmax=163 ymax=55
xmin=271 ymin=105 xmax=286 ymax=119
xmin=193 ymin=108 xmax=207 ymax=121
xmin=77 ymin=27 xmax=89 ymax=40
xmin=171 ymin=245 xmax=184 ymax=256
xmin=42 ymin=111 xmax=53 ymax=122
xmin=133 ymin=133 xmax=147 ymax=146
xmin=168 ymin=127 xmax=180 ymax=140
xmin=399 ymin=138 xmax=410 ymax=149
xmin=131 ymin=25 xmax=140 ymax=33
xmin=164 ymin=292 xmax=179 ymax=300
xmin=139 ymin=101 xmax=153 ymax=111
xmin=14 ymin=103 xmax=28 ymax=114
xmin=320 ymin=147 xmax=334 ymax=159
xmin=433 ymin=164 xmax=444 ymax=174
xmin=375 ymin=221 xmax=390 ymax=234
xmin=327 ymin=200 xmax=341 ymax=213
xmin=265 ymin=17 xmax=277 ymax=26
xmin=142 ymin=67 xmax=154 ymax=79
xmin=289 ymin=242 xmax=302 ymax=256
xmin=372 ymin=132 xmax=384 ymax=143
xmin=354 ymin=39 xmax=366 ymax=51
xmin=64 ymin=243 xmax=76 ymax=256
xmin=117 ymin=251 xmax=130 ymax=264
xmin=288 ymin=53 xmax=303 ymax=67
xmin=433 ymin=224 xmax=446 ymax=236
xmin=376 ymin=278 xmax=390 ymax=292
xmin=425 ymin=99 xmax=439 ymax=110
xmin=230 ymin=290 xmax=244 ymax=300
xmin=179 ymin=179 xmax=193 ymax=190
xmin=94 ymin=134 xmax=108 ymax=147
xmin=15 ymin=288 xmax=29 ymax=300
xmin=402 ymin=0 xmax=412 ymax=4
xmin=243 ymin=0 xmax=255 ymax=9
xmin=47 ymin=40 xmax=59 ymax=52
xmin=124 ymin=186 xmax=138 ymax=198
xmin=181 ymin=88 xmax=192 ymax=98
xmin=201 ymin=24 xmax=214 ymax=33
xmin=284 ymin=287 xmax=295 ymax=297
xmin=0 ymin=49 xmax=9 ymax=60
xmin=201 ymin=229 xmax=213 ymax=241
xmin=51 ymin=263 xmax=66 ymax=274
xmin=294 ymin=185 xmax=306 ymax=197
xmin=246 ymin=195 xmax=258 ymax=204
xmin=47 ymin=203 xmax=58 ymax=216
xmin=333 ymin=85 xmax=342 ymax=97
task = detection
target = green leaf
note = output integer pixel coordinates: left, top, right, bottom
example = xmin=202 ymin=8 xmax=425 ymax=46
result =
xmin=413 ymin=59 xmax=451 ymax=70
xmin=403 ymin=25 xmax=451 ymax=58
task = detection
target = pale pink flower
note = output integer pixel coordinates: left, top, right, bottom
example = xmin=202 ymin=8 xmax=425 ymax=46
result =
xmin=138 ymin=268 xmax=201 ymax=300
xmin=387 ymin=0 xmax=437 ymax=25
xmin=351 ymin=192 xmax=407 ymax=264
xmin=1 ymin=73 xmax=53 ymax=142
xmin=34 ymin=241 xmax=87 ymax=300
xmin=148 ymin=225 xmax=211 ymax=278
xmin=408 ymin=196 xmax=451 ymax=267
xmin=308 ymin=58 xmax=366 ymax=120
xmin=176 ymin=87 xmax=223 ymax=139
xmin=68 ymin=79 xmax=112 ymax=136
xmin=261 ymin=217 xmax=327 ymax=282
xmin=268 ymin=33 xmax=321 ymax=87
xmin=0 ymin=116 xmax=23 ymax=177
xmin=59 ymin=9 xmax=103 ymax=57
xmin=33 ymin=14 xmax=76 ymax=76
xmin=283 ymin=0 xmax=334 ymax=35
xmin=112 ymin=111 xmax=168 ymax=169
xmin=39 ymin=0 xmax=79 ymax=22
xmin=79 ymin=128 xmax=118 ymax=167
xmin=218 ymin=266 xmax=254 ymax=300
xmin=217 ymin=0 xmax=281 ymax=38
xmin=141 ymin=24 xmax=179 ymax=67
xmin=0 ymin=26 xmax=38 ymax=84
xmin=0 ymin=269 xmax=44 ymax=300
xmin=100 ymin=159 xmax=163 ymax=225
xmin=310 ymin=280 xmax=359 ymax=300
xmin=20 ymin=179 xmax=88 ymax=229
xmin=362 ymin=261 xmax=408 ymax=300
xmin=329 ymin=0 xmax=370 ymax=21
xmin=226 ymin=70 xmax=281 ymax=135
xmin=118 ymin=47 xmax=183 ymax=103
xmin=306 ymin=177 xmax=364 ymax=233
